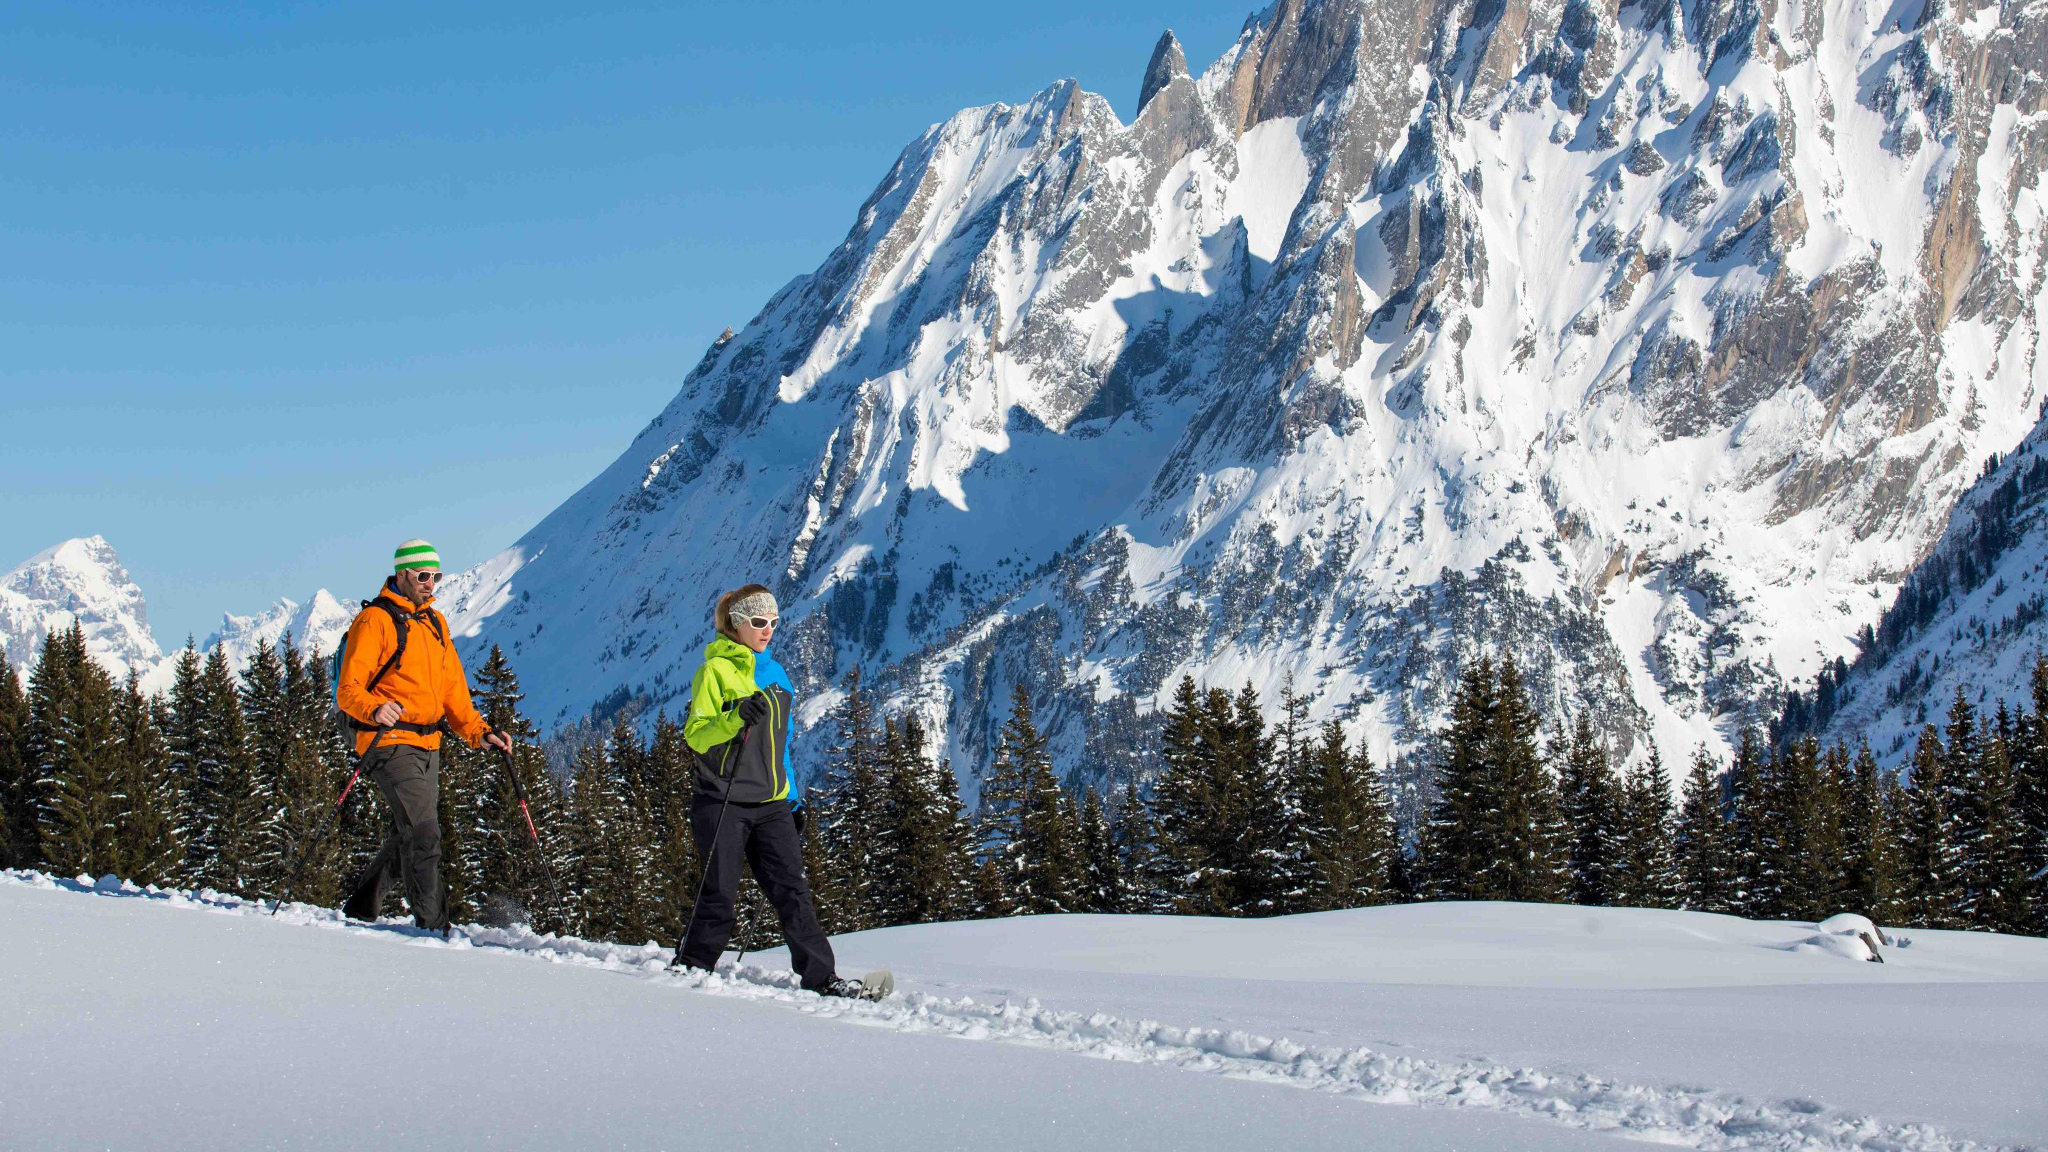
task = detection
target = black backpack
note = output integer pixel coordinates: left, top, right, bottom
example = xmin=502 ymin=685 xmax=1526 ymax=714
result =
xmin=327 ymin=596 xmax=449 ymax=740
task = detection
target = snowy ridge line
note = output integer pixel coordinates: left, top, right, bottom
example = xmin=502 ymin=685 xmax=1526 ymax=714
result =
xmin=5 ymin=871 xmax=2020 ymax=1152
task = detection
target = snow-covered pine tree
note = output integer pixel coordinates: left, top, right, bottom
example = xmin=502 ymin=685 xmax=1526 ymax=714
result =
xmin=35 ymin=627 xmax=124 ymax=879
xmin=1841 ymin=742 xmax=1901 ymax=924
xmin=1300 ymin=720 xmax=1396 ymax=911
xmin=565 ymin=732 xmax=652 ymax=944
xmin=1940 ymin=689 xmax=1987 ymax=924
xmin=1770 ymin=737 xmax=1846 ymax=921
xmin=1243 ymin=682 xmax=1311 ymax=916
xmin=1146 ymin=677 xmax=1251 ymax=915
xmin=21 ymin=623 xmax=95 ymax=871
xmin=162 ymin=641 xmax=207 ymax=882
xmin=643 ymin=712 xmax=700 ymax=943
xmin=1675 ymin=746 xmax=1738 ymax=912
xmin=1725 ymin=730 xmax=1776 ymax=916
xmin=1422 ymin=655 xmax=1564 ymax=902
xmin=460 ymin=645 xmax=571 ymax=930
xmin=0 ymin=652 xmax=27 ymax=867
xmin=877 ymin=714 xmax=974 ymax=925
xmin=1610 ymin=746 xmax=1680 ymax=910
xmin=237 ymin=639 xmax=300 ymax=894
xmin=1109 ymin=777 xmax=1157 ymax=913
xmin=2022 ymin=659 xmax=2048 ymax=934
xmin=1960 ymin=705 xmax=2032 ymax=934
xmin=1558 ymin=711 xmax=1620 ymax=907
xmin=815 ymin=668 xmax=888 ymax=930
xmin=192 ymin=644 xmax=268 ymax=897
xmin=1898 ymin=725 xmax=1968 ymax=929
xmin=1416 ymin=656 xmax=1498 ymax=902
xmin=112 ymin=673 xmax=181 ymax=886
xmin=1075 ymin=786 xmax=1118 ymax=913
xmin=981 ymin=684 xmax=1081 ymax=915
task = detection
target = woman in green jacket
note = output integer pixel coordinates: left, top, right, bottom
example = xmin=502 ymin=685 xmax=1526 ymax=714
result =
xmin=675 ymin=583 xmax=859 ymax=996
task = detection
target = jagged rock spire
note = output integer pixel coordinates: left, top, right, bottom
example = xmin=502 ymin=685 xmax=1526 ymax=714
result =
xmin=1137 ymin=30 xmax=1187 ymax=114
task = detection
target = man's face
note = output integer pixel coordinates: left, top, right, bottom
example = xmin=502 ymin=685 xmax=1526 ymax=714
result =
xmin=396 ymin=566 xmax=441 ymax=602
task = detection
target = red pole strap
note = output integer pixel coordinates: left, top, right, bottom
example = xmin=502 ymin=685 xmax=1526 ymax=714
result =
xmin=519 ymin=799 xmax=541 ymax=845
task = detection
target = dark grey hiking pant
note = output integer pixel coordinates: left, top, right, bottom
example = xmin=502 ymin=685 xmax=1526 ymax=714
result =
xmin=345 ymin=744 xmax=445 ymax=929
xmin=679 ymin=798 xmax=836 ymax=990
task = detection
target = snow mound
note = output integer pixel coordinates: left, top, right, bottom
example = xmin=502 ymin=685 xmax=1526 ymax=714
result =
xmin=5 ymin=870 xmax=2037 ymax=1152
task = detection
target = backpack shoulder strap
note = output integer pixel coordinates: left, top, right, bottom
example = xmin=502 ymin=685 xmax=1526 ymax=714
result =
xmin=364 ymin=597 xmax=413 ymax=693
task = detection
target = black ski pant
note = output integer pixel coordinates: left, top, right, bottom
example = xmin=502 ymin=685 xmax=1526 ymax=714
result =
xmin=679 ymin=797 xmax=836 ymax=990
xmin=344 ymin=744 xmax=446 ymax=930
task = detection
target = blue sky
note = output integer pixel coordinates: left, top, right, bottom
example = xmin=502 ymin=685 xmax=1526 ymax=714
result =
xmin=1 ymin=0 xmax=1258 ymax=647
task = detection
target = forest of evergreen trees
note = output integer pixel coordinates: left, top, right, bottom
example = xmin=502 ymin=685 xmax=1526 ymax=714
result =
xmin=4 ymin=623 xmax=2045 ymax=945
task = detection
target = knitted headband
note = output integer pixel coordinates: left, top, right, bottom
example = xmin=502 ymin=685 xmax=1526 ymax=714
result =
xmin=394 ymin=539 xmax=441 ymax=572
xmin=729 ymin=590 xmax=778 ymax=624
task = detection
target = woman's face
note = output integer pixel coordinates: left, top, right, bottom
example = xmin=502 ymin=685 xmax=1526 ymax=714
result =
xmin=733 ymin=611 xmax=778 ymax=653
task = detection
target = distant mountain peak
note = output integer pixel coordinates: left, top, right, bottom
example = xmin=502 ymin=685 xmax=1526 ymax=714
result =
xmin=0 ymin=536 xmax=162 ymax=680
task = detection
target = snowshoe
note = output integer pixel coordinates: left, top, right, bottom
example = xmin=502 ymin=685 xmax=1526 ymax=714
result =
xmin=819 ymin=970 xmax=894 ymax=1001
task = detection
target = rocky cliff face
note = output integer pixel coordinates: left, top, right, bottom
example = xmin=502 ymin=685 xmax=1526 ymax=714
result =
xmin=1804 ymin=401 xmax=2048 ymax=762
xmin=446 ymin=0 xmax=2048 ymax=797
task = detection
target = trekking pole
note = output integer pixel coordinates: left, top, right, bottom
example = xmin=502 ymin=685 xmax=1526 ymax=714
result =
xmin=272 ymin=727 xmax=390 ymax=915
xmin=496 ymin=743 xmax=567 ymax=922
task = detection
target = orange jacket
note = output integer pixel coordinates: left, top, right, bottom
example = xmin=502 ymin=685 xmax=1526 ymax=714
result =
xmin=336 ymin=584 xmax=491 ymax=755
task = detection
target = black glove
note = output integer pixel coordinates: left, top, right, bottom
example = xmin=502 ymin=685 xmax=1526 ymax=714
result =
xmin=736 ymin=691 xmax=772 ymax=726
xmin=791 ymin=803 xmax=806 ymax=837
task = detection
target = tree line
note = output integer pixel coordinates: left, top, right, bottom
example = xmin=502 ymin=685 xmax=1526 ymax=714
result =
xmin=4 ymin=623 xmax=2045 ymax=944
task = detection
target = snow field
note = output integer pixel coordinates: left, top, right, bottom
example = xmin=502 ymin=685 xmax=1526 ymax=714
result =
xmin=7 ymin=871 xmax=2044 ymax=1151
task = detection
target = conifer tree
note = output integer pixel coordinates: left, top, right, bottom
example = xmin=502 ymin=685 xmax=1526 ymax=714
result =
xmin=1109 ymin=777 xmax=1157 ymax=913
xmin=877 ymin=715 xmax=974 ymax=924
xmin=2021 ymin=659 xmax=2048 ymax=934
xmin=238 ymin=640 xmax=300 ymax=892
xmin=36 ymin=633 xmax=124 ymax=879
xmin=191 ymin=645 xmax=267 ymax=896
xmin=816 ymin=668 xmax=888 ymax=930
xmin=1675 ymin=746 xmax=1737 ymax=912
xmin=565 ymin=732 xmax=652 ymax=943
xmin=979 ymin=684 xmax=1080 ymax=914
xmin=1772 ymin=737 xmax=1845 ymax=921
xmin=1940 ymin=689 xmax=1987 ymax=924
xmin=21 ymin=623 xmax=93 ymax=870
xmin=0 ymin=653 xmax=28 ymax=867
xmin=642 ymin=712 xmax=701 ymax=943
xmin=162 ymin=641 xmax=207 ymax=878
xmin=1558 ymin=712 xmax=1620 ymax=906
xmin=459 ymin=645 xmax=571 ymax=930
xmin=1147 ymin=677 xmax=1262 ymax=914
xmin=112 ymin=672 xmax=182 ymax=885
xmin=1419 ymin=655 xmax=1564 ymax=902
xmin=1075 ymin=786 xmax=1119 ymax=913
xmin=1610 ymin=746 xmax=1680 ymax=909
xmin=1960 ymin=709 xmax=2031 ymax=934
xmin=1841 ymin=742 xmax=1901 ymax=924
xmin=1299 ymin=720 xmax=1396 ymax=910
xmin=1898 ymin=725 xmax=1967 ymax=928
xmin=1725 ymin=730 xmax=1775 ymax=916
xmin=1236 ymin=683 xmax=1309 ymax=915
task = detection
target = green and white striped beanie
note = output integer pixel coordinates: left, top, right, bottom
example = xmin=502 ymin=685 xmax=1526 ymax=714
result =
xmin=393 ymin=539 xmax=442 ymax=572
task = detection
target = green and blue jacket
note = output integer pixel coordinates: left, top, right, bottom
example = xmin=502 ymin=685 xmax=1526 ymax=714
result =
xmin=684 ymin=636 xmax=795 ymax=804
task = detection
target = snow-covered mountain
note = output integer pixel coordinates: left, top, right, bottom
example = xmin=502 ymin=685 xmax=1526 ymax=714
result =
xmin=1806 ymin=402 xmax=2048 ymax=761
xmin=448 ymin=0 xmax=2048 ymax=795
xmin=0 ymin=536 xmax=164 ymax=682
xmin=1 ymin=536 xmax=349 ymax=689
xmin=175 ymin=590 xmax=357 ymax=678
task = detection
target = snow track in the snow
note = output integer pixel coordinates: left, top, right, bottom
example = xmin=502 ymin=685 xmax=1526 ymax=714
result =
xmin=5 ymin=871 xmax=2021 ymax=1152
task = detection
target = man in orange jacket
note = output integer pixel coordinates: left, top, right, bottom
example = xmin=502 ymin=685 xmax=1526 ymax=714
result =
xmin=336 ymin=538 xmax=511 ymax=931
